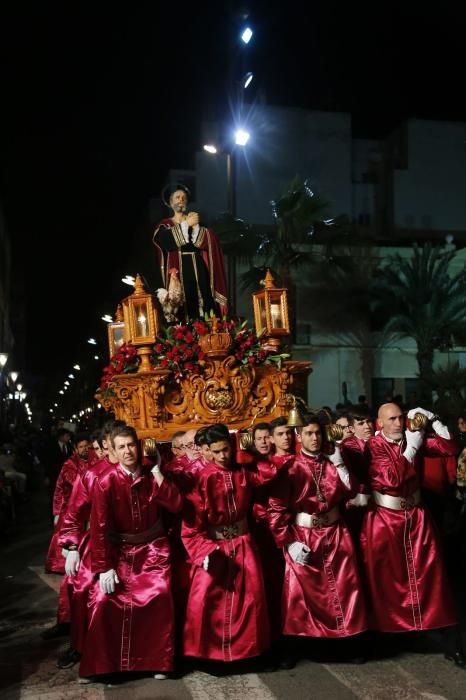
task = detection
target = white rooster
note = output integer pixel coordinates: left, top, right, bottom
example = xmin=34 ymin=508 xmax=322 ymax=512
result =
xmin=157 ymin=267 xmax=185 ymax=323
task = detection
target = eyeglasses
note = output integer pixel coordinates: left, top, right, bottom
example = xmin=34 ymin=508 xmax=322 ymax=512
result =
xmin=180 ymin=441 xmax=196 ymax=450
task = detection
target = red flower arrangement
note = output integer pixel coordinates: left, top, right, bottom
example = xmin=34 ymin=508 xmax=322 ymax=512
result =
xmin=151 ymin=316 xmax=289 ymax=380
xmin=100 ymin=343 xmax=140 ymax=391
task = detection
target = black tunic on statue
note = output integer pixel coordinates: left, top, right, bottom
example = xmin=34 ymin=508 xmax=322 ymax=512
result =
xmin=155 ymin=225 xmax=217 ymax=320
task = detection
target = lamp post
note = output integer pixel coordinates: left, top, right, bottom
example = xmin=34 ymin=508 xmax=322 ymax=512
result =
xmin=0 ymin=353 xmax=8 ymax=438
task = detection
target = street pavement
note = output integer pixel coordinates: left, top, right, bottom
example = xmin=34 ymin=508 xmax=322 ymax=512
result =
xmin=1 ymin=491 xmax=466 ymax=700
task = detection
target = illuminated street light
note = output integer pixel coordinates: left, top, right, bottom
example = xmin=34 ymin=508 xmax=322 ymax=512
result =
xmin=241 ymin=26 xmax=253 ymax=44
xmin=59 ymin=390 xmax=64 ymax=395
xmin=102 ymin=314 xmax=113 ymax=323
xmin=64 ymin=380 xmax=70 ymax=386
xmin=0 ymin=353 xmax=8 ymax=367
xmin=73 ymin=365 xmax=81 ymax=371
xmin=49 ymin=408 xmax=54 ymax=413
xmin=68 ymin=373 xmax=75 ymax=379
xmin=54 ymin=403 xmax=58 ymax=407
xmin=9 ymin=371 xmax=19 ymax=383
xmin=235 ymin=129 xmax=250 ymax=146
xmin=94 ymin=355 xmax=99 ymax=360
xmin=88 ymin=338 xmax=97 ymax=345
xmin=16 ymin=383 xmax=23 ymax=391
xmin=243 ymin=71 xmax=253 ymax=88
xmin=203 ymin=144 xmax=217 ymax=154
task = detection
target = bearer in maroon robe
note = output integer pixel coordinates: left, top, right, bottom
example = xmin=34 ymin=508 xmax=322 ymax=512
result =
xmin=56 ymin=421 xmax=126 ymax=668
xmin=360 ymin=403 xmax=465 ymax=666
xmin=268 ymin=415 xmax=368 ymax=665
xmin=79 ymin=425 xmax=182 ymax=681
xmin=340 ymin=411 xmax=374 ymax=542
xmin=182 ymin=423 xmax=286 ymax=663
xmin=152 ymin=187 xmax=228 ymax=320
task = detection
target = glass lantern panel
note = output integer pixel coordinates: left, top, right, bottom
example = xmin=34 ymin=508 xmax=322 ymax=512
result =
xmin=258 ymin=297 xmax=267 ymax=332
xmin=134 ymin=301 xmax=149 ymax=337
xmin=270 ymin=300 xmax=283 ymax=328
xmin=113 ymin=325 xmax=125 ymax=353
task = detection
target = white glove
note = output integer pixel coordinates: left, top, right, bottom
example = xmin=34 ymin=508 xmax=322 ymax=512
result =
xmin=432 ymin=419 xmax=451 ymax=439
xmin=61 ymin=548 xmax=69 ymax=559
xmin=328 ymin=445 xmax=344 ymax=467
xmin=202 ymin=555 xmax=209 ymax=571
xmin=407 ymin=407 xmax=434 ymax=420
xmin=53 ymin=515 xmax=59 ymax=526
xmin=403 ymin=428 xmax=424 ymax=462
xmin=99 ymin=568 xmax=119 ymax=594
xmin=287 ymin=541 xmax=311 ymax=565
xmin=65 ymin=550 xmax=80 ymax=576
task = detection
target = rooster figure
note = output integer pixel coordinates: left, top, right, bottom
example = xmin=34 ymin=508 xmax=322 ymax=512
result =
xmin=157 ymin=268 xmax=185 ymax=322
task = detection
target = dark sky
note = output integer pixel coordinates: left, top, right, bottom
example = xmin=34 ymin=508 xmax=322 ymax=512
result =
xmin=1 ymin=1 xmax=465 ymax=407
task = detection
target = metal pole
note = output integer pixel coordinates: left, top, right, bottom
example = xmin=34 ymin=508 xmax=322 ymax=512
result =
xmin=226 ymin=152 xmax=237 ymax=315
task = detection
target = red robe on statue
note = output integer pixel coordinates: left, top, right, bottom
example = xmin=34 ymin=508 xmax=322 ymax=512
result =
xmin=45 ymin=454 xmax=88 ymax=573
xmin=153 ymin=219 xmax=228 ymax=317
xmin=181 ymin=460 xmax=283 ymax=661
xmin=360 ymin=432 xmax=458 ymax=632
xmin=268 ymin=451 xmax=368 ymax=638
xmin=79 ymin=464 xmax=182 ymax=678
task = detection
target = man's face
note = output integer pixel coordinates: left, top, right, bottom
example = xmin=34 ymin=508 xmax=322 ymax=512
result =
xmin=92 ymin=440 xmax=105 ymax=459
xmin=75 ymin=440 xmax=91 ymax=460
xmin=179 ymin=429 xmax=199 ymax=460
xmin=301 ymin=424 xmax=322 ymax=454
xmin=61 ymin=432 xmax=71 ymax=444
xmin=458 ymin=417 xmax=466 ymax=433
xmin=113 ymin=435 xmax=139 ymax=470
xmin=270 ymin=425 xmax=293 ymax=455
xmin=254 ymin=429 xmax=271 ymax=456
xmin=170 ymin=189 xmax=188 ymax=213
xmin=335 ymin=417 xmax=354 ymax=439
xmin=172 ymin=436 xmax=185 ymax=458
xmin=379 ymin=404 xmax=404 ymax=441
xmin=352 ymin=418 xmax=374 ymax=441
xmin=209 ymin=440 xmax=232 ymax=469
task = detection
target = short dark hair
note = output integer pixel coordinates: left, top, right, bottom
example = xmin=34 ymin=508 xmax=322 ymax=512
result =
xmin=300 ymin=414 xmax=323 ymax=431
xmin=348 ymin=410 xmax=372 ymax=423
xmin=74 ymin=432 xmax=91 ymax=445
xmin=110 ymin=425 xmax=138 ymax=447
xmin=335 ymin=410 xmax=352 ymax=424
xmin=204 ymin=423 xmax=230 ymax=446
xmin=269 ymin=417 xmax=289 ymax=435
xmin=195 ymin=427 xmax=209 ymax=447
xmin=252 ymin=422 xmax=271 ymax=439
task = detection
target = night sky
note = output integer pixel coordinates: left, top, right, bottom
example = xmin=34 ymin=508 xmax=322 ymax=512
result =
xmin=1 ymin=1 xmax=465 ymax=410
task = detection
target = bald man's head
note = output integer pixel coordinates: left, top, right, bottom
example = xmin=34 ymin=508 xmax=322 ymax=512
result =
xmin=378 ymin=402 xmax=404 ymax=441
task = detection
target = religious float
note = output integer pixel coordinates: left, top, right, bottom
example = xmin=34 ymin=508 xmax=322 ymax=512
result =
xmin=96 ymin=270 xmax=312 ymax=443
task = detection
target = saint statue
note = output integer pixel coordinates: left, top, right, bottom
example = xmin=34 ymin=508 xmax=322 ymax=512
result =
xmin=152 ymin=186 xmax=228 ymax=322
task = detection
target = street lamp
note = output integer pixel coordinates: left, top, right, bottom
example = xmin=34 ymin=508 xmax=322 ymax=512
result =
xmin=234 ymin=128 xmax=250 ymax=146
xmin=16 ymin=383 xmax=23 ymax=392
xmin=0 ymin=353 xmax=8 ymax=368
xmin=73 ymin=364 xmax=81 ymax=371
xmin=9 ymin=371 xmax=18 ymax=383
xmin=240 ymin=26 xmax=253 ymax=44
xmin=243 ymin=72 xmax=253 ymax=88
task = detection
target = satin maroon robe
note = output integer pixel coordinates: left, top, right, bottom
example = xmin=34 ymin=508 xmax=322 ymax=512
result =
xmin=58 ymin=457 xmax=112 ymax=652
xmin=341 ymin=435 xmax=371 ymax=542
xmin=268 ymin=451 xmax=368 ymax=638
xmin=45 ymin=454 xmax=88 ymax=573
xmin=360 ymin=433 xmax=458 ymax=632
xmin=181 ymin=461 xmax=280 ymax=661
xmin=79 ymin=464 xmax=182 ymax=677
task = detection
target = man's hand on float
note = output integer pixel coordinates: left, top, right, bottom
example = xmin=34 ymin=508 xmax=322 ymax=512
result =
xmin=99 ymin=569 xmax=119 ymax=594
xmin=407 ymin=407 xmax=450 ymax=438
xmin=407 ymin=407 xmax=434 ymax=421
xmin=186 ymin=212 xmax=199 ymax=228
xmin=287 ymin=541 xmax=311 ymax=565
xmin=65 ymin=550 xmax=80 ymax=576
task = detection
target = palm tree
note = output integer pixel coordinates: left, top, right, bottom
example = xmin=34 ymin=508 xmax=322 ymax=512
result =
xmin=371 ymin=243 xmax=466 ymax=404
